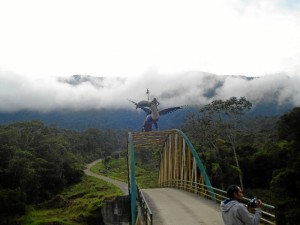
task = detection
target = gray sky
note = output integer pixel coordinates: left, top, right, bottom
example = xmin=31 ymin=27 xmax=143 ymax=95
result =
xmin=0 ymin=0 xmax=300 ymax=112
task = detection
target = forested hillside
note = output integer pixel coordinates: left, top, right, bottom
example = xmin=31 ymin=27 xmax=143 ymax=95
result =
xmin=0 ymin=121 xmax=125 ymax=224
xmin=0 ymin=100 xmax=293 ymax=131
xmin=182 ymin=101 xmax=300 ymax=225
xmin=0 ymin=104 xmax=299 ymax=224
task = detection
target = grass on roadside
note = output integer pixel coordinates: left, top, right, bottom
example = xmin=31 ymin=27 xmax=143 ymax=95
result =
xmin=91 ymin=156 xmax=159 ymax=188
xmin=20 ymin=175 xmax=123 ymax=225
xmin=91 ymin=157 xmax=128 ymax=183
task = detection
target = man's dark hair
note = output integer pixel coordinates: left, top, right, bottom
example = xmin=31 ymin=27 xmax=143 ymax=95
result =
xmin=226 ymin=185 xmax=239 ymax=199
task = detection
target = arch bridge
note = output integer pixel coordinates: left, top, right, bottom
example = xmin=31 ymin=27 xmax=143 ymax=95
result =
xmin=127 ymin=129 xmax=276 ymax=225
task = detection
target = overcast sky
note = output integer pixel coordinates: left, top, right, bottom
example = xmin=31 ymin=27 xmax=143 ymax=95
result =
xmin=0 ymin=0 xmax=300 ymax=112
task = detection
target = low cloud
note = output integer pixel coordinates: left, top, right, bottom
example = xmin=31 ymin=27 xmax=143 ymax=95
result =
xmin=0 ymin=70 xmax=299 ymax=113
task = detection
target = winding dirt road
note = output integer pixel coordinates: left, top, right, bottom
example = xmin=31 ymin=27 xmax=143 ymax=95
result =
xmin=84 ymin=159 xmax=129 ymax=195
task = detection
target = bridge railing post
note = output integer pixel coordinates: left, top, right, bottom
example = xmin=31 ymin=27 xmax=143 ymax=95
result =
xmin=127 ymin=132 xmax=137 ymax=225
xmin=136 ymin=184 xmax=153 ymax=225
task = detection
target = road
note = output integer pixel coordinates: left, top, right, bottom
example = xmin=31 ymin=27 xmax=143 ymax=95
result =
xmin=142 ymin=188 xmax=223 ymax=225
xmin=85 ymin=160 xmax=223 ymax=224
xmin=84 ymin=159 xmax=129 ymax=195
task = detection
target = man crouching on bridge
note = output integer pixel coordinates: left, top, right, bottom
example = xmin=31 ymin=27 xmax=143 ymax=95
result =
xmin=220 ymin=185 xmax=263 ymax=225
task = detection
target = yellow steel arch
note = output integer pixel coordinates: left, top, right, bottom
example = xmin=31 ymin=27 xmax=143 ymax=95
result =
xmin=128 ymin=129 xmax=215 ymax=225
xmin=158 ymin=129 xmax=215 ymax=199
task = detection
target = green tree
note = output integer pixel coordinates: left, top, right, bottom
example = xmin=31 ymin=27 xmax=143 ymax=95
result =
xmin=0 ymin=120 xmax=128 ymax=223
xmin=0 ymin=121 xmax=86 ymax=202
xmin=277 ymin=107 xmax=300 ymax=144
xmin=199 ymin=97 xmax=252 ymax=190
xmin=0 ymin=188 xmax=26 ymax=225
xmin=270 ymin=107 xmax=300 ymax=225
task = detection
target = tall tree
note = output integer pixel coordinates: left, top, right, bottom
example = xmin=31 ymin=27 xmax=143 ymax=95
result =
xmin=199 ymin=97 xmax=252 ymax=190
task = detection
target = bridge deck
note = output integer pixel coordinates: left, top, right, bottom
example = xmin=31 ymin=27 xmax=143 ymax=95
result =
xmin=142 ymin=188 xmax=223 ymax=225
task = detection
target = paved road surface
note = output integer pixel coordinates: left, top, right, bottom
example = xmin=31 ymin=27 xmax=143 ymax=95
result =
xmin=142 ymin=188 xmax=223 ymax=225
xmin=84 ymin=159 xmax=129 ymax=195
xmin=85 ymin=160 xmax=223 ymax=224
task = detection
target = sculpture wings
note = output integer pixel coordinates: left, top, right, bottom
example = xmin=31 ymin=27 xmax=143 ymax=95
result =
xmin=127 ymin=99 xmax=151 ymax=115
xmin=128 ymin=99 xmax=183 ymax=116
xmin=159 ymin=106 xmax=183 ymax=116
xmin=128 ymin=98 xmax=184 ymax=131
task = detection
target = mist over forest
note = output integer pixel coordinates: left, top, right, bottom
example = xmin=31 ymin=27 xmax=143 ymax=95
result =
xmin=0 ymin=73 xmax=298 ymax=131
xmin=1 ymin=72 xmax=299 ymax=113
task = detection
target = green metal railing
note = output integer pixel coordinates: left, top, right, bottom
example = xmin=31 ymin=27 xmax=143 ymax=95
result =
xmin=161 ymin=180 xmax=276 ymax=225
xmin=136 ymin=185 xmax=153 ymax=225
xmin=127 ymin=132 xmax=136 ymax=225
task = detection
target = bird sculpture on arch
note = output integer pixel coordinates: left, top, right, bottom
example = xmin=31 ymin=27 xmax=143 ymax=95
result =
xmin=128 ymin=89 xmax=184 ymax=132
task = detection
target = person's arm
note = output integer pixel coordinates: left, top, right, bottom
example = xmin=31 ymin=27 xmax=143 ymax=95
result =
xmin=236 ymin=202 xmax=262 ymax=225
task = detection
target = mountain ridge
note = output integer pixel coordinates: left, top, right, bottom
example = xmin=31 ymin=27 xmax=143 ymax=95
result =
xmin=1 ymin=73 xmax=298 ymax=130
xmin=0 ymin=101 xmax=293 ymax=131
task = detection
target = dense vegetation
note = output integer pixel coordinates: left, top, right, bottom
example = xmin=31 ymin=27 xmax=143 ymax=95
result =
xmin=0 ymin=121 xmax=125 ymax=224
xmin=0 ymin=101 xmax=299 ymax=225
xmin=182 ymin=100 xmax=300 ymax=225
xmin=21 ymin=176 xmax=122 ymax=225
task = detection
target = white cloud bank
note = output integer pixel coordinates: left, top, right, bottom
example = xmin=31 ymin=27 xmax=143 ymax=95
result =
xmin=0 ymin=71 xmax=299 ymax=113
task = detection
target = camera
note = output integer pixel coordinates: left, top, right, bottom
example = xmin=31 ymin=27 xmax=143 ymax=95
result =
xmin=247 ymin=197 xmax=258 ymax=208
